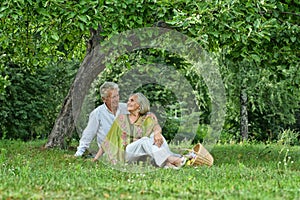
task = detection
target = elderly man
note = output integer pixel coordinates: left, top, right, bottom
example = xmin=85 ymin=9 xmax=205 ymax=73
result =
xmin=74 ymin=82 xmax=128 ymax=157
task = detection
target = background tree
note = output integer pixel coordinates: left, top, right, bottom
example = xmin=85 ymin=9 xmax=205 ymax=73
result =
xmin=1 ymin=0 xmax=299 ymax=146
xmin=0 ymin=0 xmax=102 ymax=139
xmin=167 ymin=0 xmax=300 ymax=141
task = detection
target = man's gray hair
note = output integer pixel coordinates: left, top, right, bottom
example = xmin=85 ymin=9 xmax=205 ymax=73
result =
xmin=100 ymin=82 xmax=119 ymax=98
xmin=132 ymin=93 xmax=150 ymax=115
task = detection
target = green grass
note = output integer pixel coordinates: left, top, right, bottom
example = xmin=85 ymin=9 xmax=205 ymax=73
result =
xmin=0 ymin=140 xmax=299 ymax=200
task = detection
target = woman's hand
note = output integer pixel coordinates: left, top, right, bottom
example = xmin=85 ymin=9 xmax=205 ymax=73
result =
xmin=93 ymin=147 xmax=104 ymax=161
xmin=153 ymin=133 xmax=164 ymax=147
xmin=133 ymin=137 xmax=141 ymax=142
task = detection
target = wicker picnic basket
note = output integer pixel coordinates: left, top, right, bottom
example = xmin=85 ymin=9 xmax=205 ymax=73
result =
xmin=189 ymin=143 xmax=214 ymax=167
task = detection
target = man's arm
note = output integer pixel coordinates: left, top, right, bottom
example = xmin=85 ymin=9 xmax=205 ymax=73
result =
xmin=74 ymin=110 xmax=100 ymax=156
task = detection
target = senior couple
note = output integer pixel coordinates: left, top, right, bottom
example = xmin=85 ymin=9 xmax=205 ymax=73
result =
xmin=74 ymin=82 xmax=186 ymax=169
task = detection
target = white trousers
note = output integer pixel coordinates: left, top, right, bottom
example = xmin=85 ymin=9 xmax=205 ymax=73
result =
xmin=125 ymin=135 xmax=180 ymax=167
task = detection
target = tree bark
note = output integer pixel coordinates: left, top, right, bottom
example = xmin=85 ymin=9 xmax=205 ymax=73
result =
xmin=44 ymin=25 xmax=103 ymax=149
xmin=44 ymin=84 xmax=75 ymax=149
xmin=44 ymin=24 xmax=174 ymax=149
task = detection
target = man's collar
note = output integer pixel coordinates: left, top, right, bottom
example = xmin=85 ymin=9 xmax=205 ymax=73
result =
xmin=104 ymin=103 xmax=118 ymax=115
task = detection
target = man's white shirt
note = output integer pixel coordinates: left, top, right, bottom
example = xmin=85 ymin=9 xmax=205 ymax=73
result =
xmin=75 ymin=103 xmax=128 ymax=156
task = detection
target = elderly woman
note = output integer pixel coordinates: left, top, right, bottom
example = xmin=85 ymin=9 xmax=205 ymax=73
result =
xmin=93 ymin=92 xmax=186 ymax=169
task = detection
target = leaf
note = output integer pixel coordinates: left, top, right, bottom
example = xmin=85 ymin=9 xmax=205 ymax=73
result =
xmin=51 ymin=32 xmax=59 ymax=41
xmin=0 ymin=6 xmax=9 ymax=12
xmin=43 ymin=47 xmax=49 ymax=53
xmin=79 ymin=23 xmax=84 ymax=31
xmin=37 ymin=8 xmax=50 ymax=18
xmin=78 ymin=15 xmax=88 ymax=24
xmin=43 ymin=1 xmax=49 ymax=7
xmin=67 ymin=12 xmax=76 ymax=20
xmin=290 ymin=37 xmax=296 ymax=43
xmin=234 ymin=34 xmax=240 ymax=41
xmin=251 ymin=54 xmax=261 ymax=63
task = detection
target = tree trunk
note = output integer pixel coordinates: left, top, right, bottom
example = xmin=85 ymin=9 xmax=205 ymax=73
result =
xmin=240 ymin=87 xmax=248 ymax=141
xmin=44 ymin=26 xmax=103 ymax=149
xmin=44 ymin=85 xmax=75 ymax=149
xmin=44 ymin=24 xmax=173 ymax=149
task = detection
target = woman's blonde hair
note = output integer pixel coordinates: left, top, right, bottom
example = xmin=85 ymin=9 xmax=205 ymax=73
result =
xmin=131 ymin=93 xmax=150 ymax=115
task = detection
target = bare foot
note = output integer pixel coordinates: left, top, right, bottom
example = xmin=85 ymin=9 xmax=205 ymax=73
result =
xmin=164 ymin=162 xmax=179 ymax=169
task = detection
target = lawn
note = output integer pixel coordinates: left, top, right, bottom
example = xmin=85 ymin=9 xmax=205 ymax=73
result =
xmin=0 ymin=140 xmax=299 ymax=199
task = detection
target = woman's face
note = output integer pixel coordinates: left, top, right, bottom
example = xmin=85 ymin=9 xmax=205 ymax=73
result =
xmin=127 ymin=95 xmax=140 ymax=113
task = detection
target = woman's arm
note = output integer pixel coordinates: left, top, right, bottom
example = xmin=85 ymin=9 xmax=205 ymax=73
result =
xmin=92 ymin=147 xmax=104 ymax=162
xmin=93 ymin=116 xmax=125 ymax=163
xmin=153 ymin=129 xmax=164 ymax=147
xmin=144 ymin=112 xmax=164 ymax=147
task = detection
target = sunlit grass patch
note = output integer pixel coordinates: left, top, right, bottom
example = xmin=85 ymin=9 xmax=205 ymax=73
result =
xmin=0 ymin=140 xmax=299 ymax=199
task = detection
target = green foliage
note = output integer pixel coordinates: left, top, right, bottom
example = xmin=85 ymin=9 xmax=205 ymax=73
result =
xmin=1 ymin=0 xmax=300 ymax=142
xmin=167 ymin=0 xmax=300 ymax=139
xmin=0 ymin=0 xmax=167 ymax=140
xmin=0 ymin=61 xmax=77 ymax=140
xmin=89 ymin=48 xmax=208 ymax=142
xmin=0 ymin=140 xmax=299 ymax=199
xmin=0 ymin=0 xmax=102 ymax=139
xmin=0 ymin=0 xmax=102 ymax=65
xmin=277 ymin=129 xmax=300 ymax=146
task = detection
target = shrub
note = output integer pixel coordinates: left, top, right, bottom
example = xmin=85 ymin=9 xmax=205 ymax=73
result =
xmin=0 ymin=61 xmax=78 ymax=140
xmin=277 ymin=129 xmax=300 ymax=146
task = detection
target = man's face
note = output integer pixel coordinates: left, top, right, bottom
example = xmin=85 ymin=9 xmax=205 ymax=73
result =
xmin=103 ymin=89 xmax=120 ymax=112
